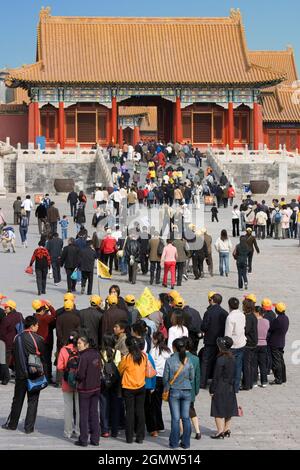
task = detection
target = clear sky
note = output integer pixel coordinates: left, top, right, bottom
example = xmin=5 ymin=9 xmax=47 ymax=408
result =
xmin=1 ymin=0 xmax=299 ymax=74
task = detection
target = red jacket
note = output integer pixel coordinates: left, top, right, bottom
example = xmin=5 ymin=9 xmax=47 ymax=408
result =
xmin=100 ymin=236 xmax=117 ymax=254
xmin=228 ymin=187 xmax=235 ymax=198
xmin=35 ymin=305 xmax=57 ymax=344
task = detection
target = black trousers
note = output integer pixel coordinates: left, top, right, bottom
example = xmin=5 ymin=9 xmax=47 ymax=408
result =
xmin=81 ymin=271 xmax=94 ymax=295
xmin=232 ymin=219 xmax=240 ymax=237
xmin=103 ymin=253 xmax=115 ymax=275
xmin=150 ymin=261 xmax=161 ymax=284
xmin=211 ymin=214 xmax=219 ymax=222
xmin=123 ymin=387 xmax=146 ymax=443
xmin=189 ymin=331 xmax=200 ymax=355
xmin=271 ymin=347 xmax=286 ymax=384
xmin=50 ymin=222 xmax=57 ymax=235
xmin=35 ymin=268 xmax=48 ymax=294
xmin=176 ymin=261 xmax=185 ymax=286
xmin=44 ymin=343 xmax=53 ymax=380
xmin=8 ymin=379 xmax=40 ymax=432
xmin=66 ymin=268 xmax=77 ymax=292
xmin=257 ymin=226 xmax=266 ymax=240
xmin=70 ymin=203 xmax=77 ymax=218
xmin=253 ymin=346 xmax=268 ymax=385
xmin=128 ymin=262 xmax=138 ymax=284
xmin=192 ymin=252 xmax=204 ymax=279
xmin=200 ymin=345 xmax=218 ymax=388
xmin=242 ymin=347 xmax=256 ymax=390
xmin=140 ymin=254 xmax=149 ymax=274
xmin=247 ymin=252 xmax=254 ymax=273
xmin=52 ymin=259 xmax=61 ymax=283
xmin=145 ymin=377 xmax=164 ymax=433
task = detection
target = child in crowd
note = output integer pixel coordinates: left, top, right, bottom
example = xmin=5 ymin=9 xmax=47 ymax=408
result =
xmin=59 ymin=215 xmax=69 ymax=241
xmin=211 ymin=203 xmax=219 ymax=222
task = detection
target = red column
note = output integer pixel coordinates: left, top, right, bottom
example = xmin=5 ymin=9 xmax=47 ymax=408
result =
xmin=34 ymin=102 xmax=40 ymax=147
xmin=58 ymin=102 xmax=65 ymax=149
xmin=133 ymin=126 xmax=140 ymax=145
xmin=106 ymin=109 xmax=112 ymax=145
xmin=223 ymin=110 xmax=228 ymax=146
xmin=28 ymin=102 xmax=35 ymax=145
xmin=228 ymin=102 xmax=234 ymax=150
xmin=253 ymin=102 xmax=263 ymax=150
xmin=297 ymin=131 xmax=300 ymax=153
xmin=172 ymin=102 xmax=177 ymax=142
xmin=175 ymin=96 xmax=183 ymax=143
xmin=119 ymin=126 xmax=123 ymax=145
xmin=111 ymin=96 xmax=117 ymax=144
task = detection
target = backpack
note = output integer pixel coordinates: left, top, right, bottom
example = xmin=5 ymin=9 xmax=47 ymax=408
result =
xmin=63 ymin=348 xmax=79 ymax=389
xmin=100 ymin=351 xmax=120 ymax=389
xmin=274 ymin=212 xmax=282 ymax=224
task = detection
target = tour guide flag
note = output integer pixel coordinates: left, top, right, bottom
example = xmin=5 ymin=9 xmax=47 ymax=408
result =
xmin=136 ymin=288 xmax=161 ymax=318
xmin=97 ymin=260 xmax=112 ymax=280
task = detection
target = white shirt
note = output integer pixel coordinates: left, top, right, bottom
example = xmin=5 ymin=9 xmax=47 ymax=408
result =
xmin=22 ymin=199 xmax=33 ymax=211
xmin=256 ymin=211 xmax=268 ymax=226
xmin=167 ymin=325 xmax=188 ymax=350
xmin=214 ymin=237 xmax=232 ymax=253
xmin=232 ymin=209 xmax=240 ymax=219
xmin=225 ymin=309 xmax=246 ymax=349
xmin=150 ymin=347 xmax=171 ymax=377
xmin=94 ymin=190 xmax=104 ymax=202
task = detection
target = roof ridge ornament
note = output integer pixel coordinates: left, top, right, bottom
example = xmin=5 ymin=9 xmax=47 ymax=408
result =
xmin=40 ymin=6 xmax=51 ymax=22
xmin=230 ymin=8 xmax=242 ymax=23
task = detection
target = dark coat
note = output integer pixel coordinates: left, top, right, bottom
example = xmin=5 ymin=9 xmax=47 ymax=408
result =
xmin=268 ymin=314 xmax=289 ymax=349
xmin=13 ymin=331 xmax=45 ymax=380
xmin=78 ymin=246 xmax=98 ymax=272
xmin=0 ymin=311 xmax=24 ymax=351
xmin=77 ymin=348 xmax=101 ymax=392
xmin=67 ymin=191 xmax=78 ymax=204
xmin=246 ymin=235 xmax=260 ymax=254
xmin=47 ymin=206 xmax=60 ymax=223
xmin=201 ymin=304 xmax=228 ymax=346
xmin=124 ymin=238 xmax=140 ymax=263
xmin=173 ymin=239 xmax=188 ymax=262
xmin=47 ymin=237 xmax=63 ymax=260
xmin=56 ymin=311 xmax=80 ymax=350
xmin=78 ymin=307 xmax=103 ymax=348
xmin=210 ymin=354 xmax=238 ymax=418
xmin=101 ymin=306 xmax=128 ymax=337
xmin=61 ymin=244 xmax=80 ymax=269
xmin=245 ymin=313 xmax=258 ymax=348
xmin=35 ymin=204 xmax=47 ymax=219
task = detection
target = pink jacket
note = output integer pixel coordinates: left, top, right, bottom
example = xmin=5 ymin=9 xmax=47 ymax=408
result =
xmin=161 ymin=244 xmax=178 ymax=263
xmin=57 ymin=343 xmax=77 ymax=393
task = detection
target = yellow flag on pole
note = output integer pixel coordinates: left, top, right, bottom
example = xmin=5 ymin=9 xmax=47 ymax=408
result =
xmin=136 ymin=288 xmax=161 ymax=318
xmin=97 ymin=260 xmax=112 ymax=280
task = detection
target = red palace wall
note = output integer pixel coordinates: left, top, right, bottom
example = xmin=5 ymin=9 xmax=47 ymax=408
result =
xmin=0 ymin=114 xmax=28 ymax=147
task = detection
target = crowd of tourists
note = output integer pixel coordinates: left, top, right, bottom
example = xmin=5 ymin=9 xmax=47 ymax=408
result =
xmin=0 ymin=288 xmax=289 ymax=447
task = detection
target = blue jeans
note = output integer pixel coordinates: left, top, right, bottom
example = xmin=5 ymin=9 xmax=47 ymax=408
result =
xmin=19 ymin=227 xmax=28 ymax=243
xmin=119 ymin=256 xmax=128 ymax=274
xmin=61 ymin=228 xmax=68 ymax=241
xmin=232 ymin=347 xmax=245 ymax=393
xmin=219 ymin=252 xmax=229 ymax=275
xmin=168 ymin=389 xmax=191 ymax=449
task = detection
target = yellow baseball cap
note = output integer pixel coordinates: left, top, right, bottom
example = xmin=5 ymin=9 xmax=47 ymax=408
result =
xmin=124 ymin=295 xmax=135 ymax=305
xmin=64 ymin=299 xmax=74 ymax=311
xmin=64 ymin=293 xmax=75 ymax=302
xmin=107 ymin=294 xmax=118 ymax=305
xmin=208 ymin=291 xmax=216 ymax=300
xmin=174 ymin=297 xmax=184 ymax=308
xmin=261 ymin=298 xmax=273 ymax=311
xmin=245 ymin=293 xmax=257 ymax=304
xmin=32 ymin=299 xmax=43 ymax=311
xmin=90 ymin=295 xmax=102 ymax=306
xmin=275 ymin=303 xmax=286 ymax=313
xmin=4 ymin=300 xmax=16 ymax=310
xmin=168 ymin=290 xmax=180 ymax=300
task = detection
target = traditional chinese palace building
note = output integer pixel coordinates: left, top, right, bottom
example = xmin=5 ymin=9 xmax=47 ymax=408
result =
xmin=3 ymin=7 xmax=300 ymax=150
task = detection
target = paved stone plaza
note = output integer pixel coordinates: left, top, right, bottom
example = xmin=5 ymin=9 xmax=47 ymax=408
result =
xmin=0 ymin=162 xmax=299 ymax=450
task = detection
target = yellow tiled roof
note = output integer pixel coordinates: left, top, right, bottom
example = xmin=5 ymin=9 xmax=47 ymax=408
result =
xmin=262 ymin=88 xmax=300 ymax=122
xmin=249 ymin=48 xmax=298 ymax=87
xmin=7 ymin=8 xmax=285 ymax=86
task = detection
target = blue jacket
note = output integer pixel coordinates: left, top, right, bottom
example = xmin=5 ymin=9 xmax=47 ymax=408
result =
xmin=145 ymin=353 xmax=156 ymax=390
xmin=163 ymin=352 xmax=194 ymax=391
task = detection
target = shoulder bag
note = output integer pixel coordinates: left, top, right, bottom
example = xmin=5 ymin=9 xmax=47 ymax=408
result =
xmin=27 ymin=332 xmax=48 ymax=392
xmin=162 ymin=358 xmax=187 ymax=401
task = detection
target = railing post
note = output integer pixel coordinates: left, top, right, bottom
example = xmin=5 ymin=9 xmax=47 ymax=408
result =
xmin=76 ymin=144 xmax=81 ymax=158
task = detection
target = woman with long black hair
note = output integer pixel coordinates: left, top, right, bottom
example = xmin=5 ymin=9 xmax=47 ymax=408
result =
xmin=163 ymin=338 xmax=194 ymax=449
xmin=148 ymin=332 xmax=171 ymax=436
xmin=118 ymin=336 xmax=147 ymax=444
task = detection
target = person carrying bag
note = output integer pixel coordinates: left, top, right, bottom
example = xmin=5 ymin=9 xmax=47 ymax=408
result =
xmin=2 ymin=316 xmax=47 ymax=434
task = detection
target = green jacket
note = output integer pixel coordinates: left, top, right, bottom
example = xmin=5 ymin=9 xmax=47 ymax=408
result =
xmin=187 ymin=352 xmax=200 ymax=402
